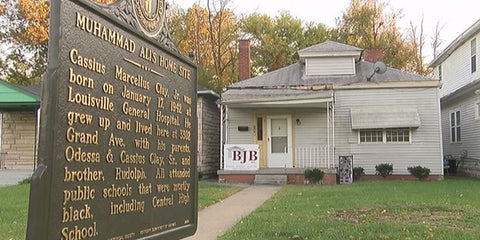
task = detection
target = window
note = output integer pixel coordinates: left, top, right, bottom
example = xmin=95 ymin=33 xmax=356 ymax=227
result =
xmin=256 ymin=117 xmax=263 ymax=140
xmin=359 ymin=129 xmax=383 ymax=143
xmin=359 ymin=128 xmax=410 ymax=143
xmin=471 ymin=38 xmax=477 ymax=73
xmin=450 ymin=111 xmax=461 ymax=142
xmin=386 ymin=128 xmax=410 ymax=142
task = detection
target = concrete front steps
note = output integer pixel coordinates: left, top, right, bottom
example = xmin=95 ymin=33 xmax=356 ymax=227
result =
xmin=254 ymin=174 xmax=287 ymax=185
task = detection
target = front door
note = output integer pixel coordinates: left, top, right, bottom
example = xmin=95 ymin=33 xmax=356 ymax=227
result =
xmin=267 ymin=115 xmax=292 ymax=168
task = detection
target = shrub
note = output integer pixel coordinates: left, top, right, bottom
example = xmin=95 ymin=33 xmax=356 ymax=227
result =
xmin=375 ymin=163 xmax=393 ymax=178
xmin=408 ymin=166 xmax=431 ymax=180
xmin=353 ymin=167 xmax=365 ymax=181
xmin=18 ymin=177 xmax=31 ymax=185
xmin=304 ymin=168 xmax=325 ymax=184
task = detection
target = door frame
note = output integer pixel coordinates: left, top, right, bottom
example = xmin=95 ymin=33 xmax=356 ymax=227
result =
xmin=266 ymin=115 xmax=293 ymax=168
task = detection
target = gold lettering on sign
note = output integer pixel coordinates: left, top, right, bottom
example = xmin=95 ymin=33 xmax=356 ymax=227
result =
xmin=122 ymin=102 xmax=150 ymax=120
xmin=67 ymin=87 xmax=114 ymax=111
xmin=121 ymin=85 xmax=152 ymax=107
xmin=67 ymin=112 xmax=93 ymax=126
xmin=66 ymin=127 xmax=98 ymax=145
xmin=110 ymin=199 xmax=145 ymax=215
xmin=61 ymin=222 xmax=98 ymax=240
xmin=139 ymin=46 xmax=157 ymax=64
xmin=63 ymin=186 xmax=95 ymax=205
xmin=158 ymin=55 xmax=177 ymax=74
xmin=152 ymin=195 xmax=174 ymax=208
xmin=76 ymin=12 xmax=136 ymax=53
xmin=115 ymin=167 xmax=147 ymax=181
xmin=115 ymin=66 xmax=150 ymax=90
xmin=102 ymin=184 xmax=133 ymax=198
xmin=119 ymin=151 xmax=146 ymax=164
xmin=69 ymin=48 xmax=106 ymax=75
xmin=69 ymin=68 xmax=94 ymax=89
xmin=178 ymin=65 xmax=191 ymax=80
xmin=64 ymin=167 xmax=104 ymax=182
xmin=138 ymin=183 xmax=152 ymax=195
xmin=62 ymin=204 xmax=93 ymax=223
xmin=168 ymin=168 xmax=190 ymax=179
xmin=116 ymin=119 xmax=131 ymax=131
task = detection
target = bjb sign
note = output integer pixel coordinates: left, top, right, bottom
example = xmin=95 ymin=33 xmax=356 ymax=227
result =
xmin=224 ymin=144 xmax=259 ymax=170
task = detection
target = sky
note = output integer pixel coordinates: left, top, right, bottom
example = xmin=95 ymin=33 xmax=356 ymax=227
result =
xmin=170 ymin=0 xmax=480 ymax=63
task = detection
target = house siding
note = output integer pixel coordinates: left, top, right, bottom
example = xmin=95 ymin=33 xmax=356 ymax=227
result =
xmin=441 ymin=92 xmax=480 ymax=176
xmin=226 ymin=108 xmax=254 ymax=144
xmin=334 ymin=87 xmax=443 ymax=175
xmin=197 ymin=97 xmax=220 ymax=178
xmin=293 ymin=109 xmax=327 ymax=147
xmin=306 ymin=57 xmax=355 ymax=76
xmin=1 ymin=111 xmax=36 ymax=170
xmin=434 ymin=32 xmax=480 ymax=97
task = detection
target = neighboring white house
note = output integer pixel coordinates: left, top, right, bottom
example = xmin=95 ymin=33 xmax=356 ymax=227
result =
xmin=219 ymin=40 xmax=443 ymax=184
xmin=429 ymin=19 xmax=480 ymax=177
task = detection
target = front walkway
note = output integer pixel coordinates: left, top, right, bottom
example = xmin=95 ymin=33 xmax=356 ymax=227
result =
xmin=184 ymin=185 xmax=282 ymax=240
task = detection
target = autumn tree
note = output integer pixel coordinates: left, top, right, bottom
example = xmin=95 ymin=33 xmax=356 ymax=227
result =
xmin=336 ymin=0 xmax=426 ymax=74
xmin=240 ymin=12 xmax=329 ymax=75
xmin=169 ymin=1 xmax=238 ymax=92
xmin=0 ymin=0 xmax=49 ymax=85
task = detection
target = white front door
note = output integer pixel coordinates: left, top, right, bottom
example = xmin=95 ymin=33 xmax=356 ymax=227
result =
xmin=267 ymin=115 xmax=293 ymax=168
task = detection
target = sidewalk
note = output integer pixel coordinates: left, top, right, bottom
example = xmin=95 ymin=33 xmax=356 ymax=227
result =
xmin=0 ymin=169 xmax=33 ymax=187
xmin=184 ymin=185 xmax=282 ymax=240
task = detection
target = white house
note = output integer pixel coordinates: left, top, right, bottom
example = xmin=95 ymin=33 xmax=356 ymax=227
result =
xmin=429 ymin=19 xmax=480 ymax=177
xmin=218 ymin=40 xmax=444 ymax=184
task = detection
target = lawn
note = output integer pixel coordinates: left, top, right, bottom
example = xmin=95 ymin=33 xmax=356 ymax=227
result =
xmin=0 ymin=181 xmax=244 ymax=240
xmin=220 ymin=178 xmax=480 ymax=240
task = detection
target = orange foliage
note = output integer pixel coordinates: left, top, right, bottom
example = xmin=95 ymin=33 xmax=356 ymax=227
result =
xmin=18 ymin=0 xmax=49 ymax=45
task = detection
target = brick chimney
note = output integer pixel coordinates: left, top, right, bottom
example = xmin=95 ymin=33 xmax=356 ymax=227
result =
xmin=364 ymin=47 xmax=383 ymax=63
xmin=239 ymin=39 xmax=251 ymax=81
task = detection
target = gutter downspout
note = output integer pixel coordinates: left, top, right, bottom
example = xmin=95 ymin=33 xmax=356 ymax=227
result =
xmin=437 ymin=88 xmax=444 ymax=176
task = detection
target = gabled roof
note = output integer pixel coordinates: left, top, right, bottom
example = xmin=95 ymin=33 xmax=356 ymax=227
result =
xmin=0 ymin=80 xmax=40 ymax=110
xmin=298 ymin=41 xmax=363 ymax=59
xmin=298 ymin=41 xmax=363 ymax=54
xmin=429 ymin=19 xmax=480 ymax=67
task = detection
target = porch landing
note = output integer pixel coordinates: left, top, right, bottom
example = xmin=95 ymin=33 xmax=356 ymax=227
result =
xmin=217 ymin=168 xmax=337 ymax=185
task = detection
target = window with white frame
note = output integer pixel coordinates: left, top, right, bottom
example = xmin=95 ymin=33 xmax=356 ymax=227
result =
xmin=359 ymin=128 xmax=410 ymax=143
xmin=450 ymin=110 xmax=461 ymax=142
xmin=386 ymin=128 xmax=410 ymax=142
xmin=471 ymin=38 xmax=477 ymax=73
xmin=359 ymin=129 xmax=383 ymax=143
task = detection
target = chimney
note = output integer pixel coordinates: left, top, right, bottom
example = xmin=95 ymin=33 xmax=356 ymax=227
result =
xmin=364 ymin=47 xmax=383 ymax=63
xmin=239 ymin=39 xmax=251 ymax=81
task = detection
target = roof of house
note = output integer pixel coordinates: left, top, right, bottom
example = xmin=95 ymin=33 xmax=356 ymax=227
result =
xmin=298 ymin=41 xmax=363 ymax=55
xmin=223 ymin=41 xmax=436 ymax=105
xmin=197 ymin=84 xmax=220 ymax=101
xmin=429 ymin=18 xmax=480 ymax=67
xmin=227 ymin=61 xmax=431 ymax=89
xmin=0 ymin=80 xmax=40 ymax=110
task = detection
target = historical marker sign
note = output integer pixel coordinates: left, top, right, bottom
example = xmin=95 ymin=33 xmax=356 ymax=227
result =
xmin=26 ymin=0 xmax=197 ymax=239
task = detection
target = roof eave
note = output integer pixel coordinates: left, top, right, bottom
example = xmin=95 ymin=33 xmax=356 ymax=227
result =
xmin=429 ymin=19 xmax=480 ymax=67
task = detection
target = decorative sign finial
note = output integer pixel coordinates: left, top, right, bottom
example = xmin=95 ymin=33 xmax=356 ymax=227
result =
xmin=132 ymin=0 xmax=166 ymax=38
